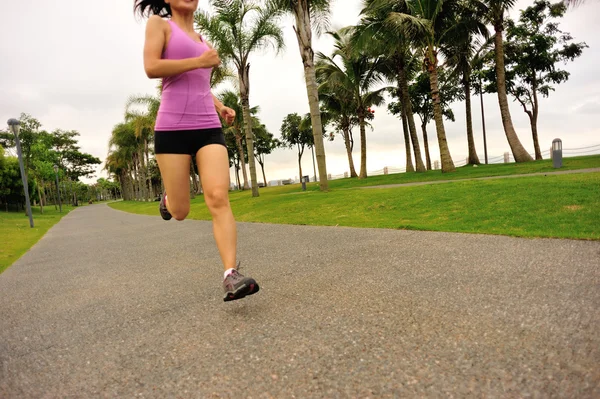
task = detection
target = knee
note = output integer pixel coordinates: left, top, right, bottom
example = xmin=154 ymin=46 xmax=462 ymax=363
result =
xmin=170 ymin=205 xmax=190 ymax=221
xmin=204 ymin=189 xmax=229 ymax=213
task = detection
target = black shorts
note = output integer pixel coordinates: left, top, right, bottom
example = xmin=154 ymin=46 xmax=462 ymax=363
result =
xmin=154 ymin=128 xmax=226 ymax=156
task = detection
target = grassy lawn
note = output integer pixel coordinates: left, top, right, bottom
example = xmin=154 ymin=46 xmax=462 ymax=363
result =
xmin=0 ymin=206 xmax=75 ymax=274
xmin=321 ymin=154 xmax=600 ymax=190
xmin=111 ymin=170 xmax=600 ymax=240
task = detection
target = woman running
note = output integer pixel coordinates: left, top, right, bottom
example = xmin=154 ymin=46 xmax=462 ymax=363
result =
xmin=134 ymin=0 xmax=259 ymax=302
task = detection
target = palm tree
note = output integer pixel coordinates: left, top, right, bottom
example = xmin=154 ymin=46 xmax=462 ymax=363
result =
xmin=481 ymin=0 xmax=533 ymax=162
xmin=443 ymin=3 xmax=488 ymax=165
xmin=269 ymin=0 xmax=331 ymax=191
xmin=196 ymin=0 xmax=285 ymax=197
xmin=407 ymin=69 xmax=462 ymax=170
xmin=107 ymin=123 xmax=138 ymax=200
xmin=386 ymin=0 xmax=465 ymax=172
xmin=125 ymin=94 xmax=160 ymax=201
xmin=219 ymin=89 xmax=259 ymax=190
xmin=355 ymin=0 xmax=427 ymax=172
xmin=316 ymin=30 xmax=387 ymax=179
xmin=319 ymin=86 xmax=359 ymax=177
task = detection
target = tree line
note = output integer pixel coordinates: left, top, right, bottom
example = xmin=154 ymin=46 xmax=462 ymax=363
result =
xmin=0 ymin=114 xmax=103 ymax=212
xmin=107 ymin=0 xmax=586 ymax=200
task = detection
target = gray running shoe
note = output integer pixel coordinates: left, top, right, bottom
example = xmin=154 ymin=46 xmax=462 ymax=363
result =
xmin=223 ymin=265 xmax=259 ymax=302
xmin=159 ymin=193 xmax=172 ymax=221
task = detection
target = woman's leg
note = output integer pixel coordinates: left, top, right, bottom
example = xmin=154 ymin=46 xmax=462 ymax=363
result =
xmin=196 ymin=144 xmax=236 ymax=271
xmin=156 ymin=154 xmax=192 ymax=221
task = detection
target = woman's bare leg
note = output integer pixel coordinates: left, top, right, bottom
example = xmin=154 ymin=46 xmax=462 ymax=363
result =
xmin=196 ymin=144 xmax=236 ymax=271
xmin=156 ymin=154 xmax=192 ymax=221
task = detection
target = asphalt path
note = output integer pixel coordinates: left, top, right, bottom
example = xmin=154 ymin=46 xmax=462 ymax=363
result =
xmin=1 ymin=204 xmax=598 ymax=397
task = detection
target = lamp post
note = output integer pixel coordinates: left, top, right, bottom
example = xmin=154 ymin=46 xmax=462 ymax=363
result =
xmin=7 ymin=119 xmax=34 ymax=228
xmin=53 ymin=164 xmax=62 ymax=213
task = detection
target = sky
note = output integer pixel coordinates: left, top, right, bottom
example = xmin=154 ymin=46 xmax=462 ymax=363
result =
xmin=1 ymin=0 xmax=599 ymax=184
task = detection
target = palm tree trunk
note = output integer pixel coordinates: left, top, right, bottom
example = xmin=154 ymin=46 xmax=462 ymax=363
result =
xmin=145 ymin=139 xmax=153 ymax=200
xmin=342 ymin=124 xmax=358 ymax=177
xmin=234 ymin=159 xmax=241 ymax=190
xmin=400 ymin=100 xmax=415 ymax=173
xmin=493 ymin=27 xmax=533 ymax=162
xmin=139 ymin=148 xmax=148 ymax=201
xmin=420 ymin=119 xmax=432 ymax=170
xmin=292 ymin=1 xmax=329 ymax=191
xmin=464 ymin=70 xmax=480 ymax=165
xmin=236 ymin=133 xmax=250 ymax=190
xmin=189 ymin=162 xmax=196 ymax=199
xmin=427 ymin=51 xmax=456 ymax=173
xmin=358 ymin=112 xmax=368 ymax=179
xmin=239 ymin=67 xmax=259 ymax=197
xmin=134 ymin=158 xmax=142 ymax=200
xmin=397 ymin=65 xmax=426 ymax=172
xmin=479 ymin=77 xmax=488 ymax=164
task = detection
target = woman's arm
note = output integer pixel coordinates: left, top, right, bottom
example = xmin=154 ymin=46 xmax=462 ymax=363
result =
xmin=143 ymin=16 xmax=221 ymax=79
xmin=213 ymin=94 xmax=235 ymax=125
xmin=212 ymin=94 xmax=225 ymax=115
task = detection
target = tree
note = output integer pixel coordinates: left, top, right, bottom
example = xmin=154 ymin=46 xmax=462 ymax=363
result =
xmin=269 ymin=0 xmax=331 ymax=190
xmin=125 ymin=93 xmax=160 ymax=201
xmin=280 ymin=113 xmax=314 ymax=182
xmin=107 ymin=122 xmax=139 ymax=201
xmin=196 ymin=0 xmax=285 ymax=197
xmin=253 ymin=122 xmax=280 ymax=187
xmin=219 ymin=90 xmax=256 ymax=190
xmin=443 ymin=2 xmax=488 ymax=165
xmin=481 ymin=0 xmax=533 ymax=162
xmin=354 ymin=0 xmax=427 ymax=172
xmin=316 ymin=30 xmax=387 ymax=179
xmin=504 ymin=0 xmax=586 ymax=159
xmin=387 ymin=0 xmax=475 ymax=172
xmin=0 ymin=155 xmax=25 ymax=212
xmin=390 ymin=69 xmax=461 ymax=170
xmin=319 ymin=85 xmax=360 ymax=177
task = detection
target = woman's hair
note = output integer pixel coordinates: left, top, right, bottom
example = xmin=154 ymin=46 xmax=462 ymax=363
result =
xmin=134 ymin=0 xmax=172 ymax=18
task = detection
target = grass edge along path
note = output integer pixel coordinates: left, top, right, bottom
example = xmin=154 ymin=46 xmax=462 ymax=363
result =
xmin=0 ymin=206 xmax=75 ymax=274
xmin=110 ymin=172 xmax=600 ymax=241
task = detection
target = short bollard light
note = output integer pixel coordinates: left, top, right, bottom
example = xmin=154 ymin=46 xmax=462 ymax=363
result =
xmin=301 ymin=176 xmax=309 ymax=191
xmin=552 ymin=139 xmax=563 ymax=168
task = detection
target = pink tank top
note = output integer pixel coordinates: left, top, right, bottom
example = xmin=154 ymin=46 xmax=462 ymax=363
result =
xmin=154 ymin=20 xmax=221 ymax=131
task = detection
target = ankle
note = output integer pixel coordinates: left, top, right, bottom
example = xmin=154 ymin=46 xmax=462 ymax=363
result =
xmin=224 ymin=268 xmax=236 ymax=279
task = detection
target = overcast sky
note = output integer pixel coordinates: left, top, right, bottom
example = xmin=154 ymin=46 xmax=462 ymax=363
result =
xmin=1 ymin=0 xmax=598 ymax=184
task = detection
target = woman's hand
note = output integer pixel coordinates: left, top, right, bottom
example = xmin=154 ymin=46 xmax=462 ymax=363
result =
xmin=220 ymin=107 xmax=236 ymax=125
xmin=198 ymin=49 xmax=221 ymax=69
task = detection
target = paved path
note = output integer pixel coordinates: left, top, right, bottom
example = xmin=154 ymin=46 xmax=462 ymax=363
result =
xmin=1 ymin=204 xmax=598 ymax=397
xmin=361 ymin=167 xmax=600 ymax=190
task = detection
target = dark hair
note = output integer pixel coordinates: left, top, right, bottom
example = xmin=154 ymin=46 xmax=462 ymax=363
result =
xmin=134 ymin=0 xmax=172 ymax=18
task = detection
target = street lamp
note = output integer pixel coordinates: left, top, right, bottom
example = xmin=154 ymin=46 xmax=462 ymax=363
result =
xmin=7 ymin=119 xmax=34 ymax=228
xmin=53 ymin=164 xmax=62 ymax=213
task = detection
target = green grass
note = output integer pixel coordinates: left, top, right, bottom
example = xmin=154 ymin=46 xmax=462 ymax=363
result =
xmin=111 ymin=170 xmax=600 ymax=240
xmin=0 ymin=205 xmax=75 ymax=274
xmin=321 ymin=154 xmax=600 ymax=190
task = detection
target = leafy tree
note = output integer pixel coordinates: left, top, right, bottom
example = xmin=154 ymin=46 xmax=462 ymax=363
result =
xmin=503 ymin=0 xmax=587 ymax=159
xmin=280 ymin=113 xmax=314 ymax=182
